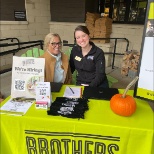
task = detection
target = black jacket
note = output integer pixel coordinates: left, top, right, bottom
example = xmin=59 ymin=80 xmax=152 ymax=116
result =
xmin=69 ymin=42 xmax=108 ymax=87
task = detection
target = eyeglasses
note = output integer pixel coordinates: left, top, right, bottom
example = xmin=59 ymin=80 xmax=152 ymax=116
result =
xmin=50 ymin=42 xmax=62 ymax=47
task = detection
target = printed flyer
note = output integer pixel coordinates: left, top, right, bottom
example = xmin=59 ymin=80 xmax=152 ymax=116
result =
xmin=11 ymin=56 xmax=45 ymax=98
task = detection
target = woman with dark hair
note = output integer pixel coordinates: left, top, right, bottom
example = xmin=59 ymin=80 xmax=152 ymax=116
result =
xmin=69 ymin=25 xmax=109 ymax=87
xmin=40 ymin=33 xmax=72 ymax=84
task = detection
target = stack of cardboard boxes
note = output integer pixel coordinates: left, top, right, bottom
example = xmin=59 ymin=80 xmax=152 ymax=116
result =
xmin=93 ymin=17 xmax=112 ymax=43
xmin=86 ymin=12 xmax=113 ymax=43
xmin=85 ymin=12 xmax=101 ymax=38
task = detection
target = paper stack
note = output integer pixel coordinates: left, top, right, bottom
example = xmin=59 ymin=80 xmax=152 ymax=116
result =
xmin=0 ymin=98 xmax=34 ymax=116
xmin=63 ymin=86 xmax=82 ymax=98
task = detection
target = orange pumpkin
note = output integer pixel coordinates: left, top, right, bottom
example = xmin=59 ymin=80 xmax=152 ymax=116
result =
xmin=110 ymin=76 xmax=139 ymax=117
xmin=110 ymin=94 xmax=137 ymax=116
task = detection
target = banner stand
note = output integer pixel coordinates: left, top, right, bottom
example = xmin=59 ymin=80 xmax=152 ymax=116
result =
xmin=134 ymin=0 xmax=154 ymax=101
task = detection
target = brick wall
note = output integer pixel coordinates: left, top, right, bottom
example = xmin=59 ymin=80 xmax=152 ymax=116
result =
xmin=0 ymin=0 xmax=50 ymax=44
xmin=0 ymin=0 xmax=144 ymax=68
xmin=49 ymin=22 xmax=144 ymax=67
xmin=0 ymin=0 xmax=50 ymax=70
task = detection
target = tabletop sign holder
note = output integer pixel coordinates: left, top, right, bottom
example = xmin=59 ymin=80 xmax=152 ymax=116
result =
xmin=11 ymin=56 xmax=45 ymax=99
xmin=35 ymin=82 xmax=51 ymax=109
xmin=134 ymin=0 xmax=154 ymax=101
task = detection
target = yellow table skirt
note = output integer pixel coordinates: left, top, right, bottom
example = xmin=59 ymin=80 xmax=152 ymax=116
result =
xmin=0 ymin=86 xmax=153 ymax=154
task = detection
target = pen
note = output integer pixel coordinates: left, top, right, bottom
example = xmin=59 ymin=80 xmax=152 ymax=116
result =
xmin=69 ymin=87 xmax=74 ymax=94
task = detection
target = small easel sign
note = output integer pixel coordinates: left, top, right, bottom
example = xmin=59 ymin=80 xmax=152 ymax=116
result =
xmin=35 ymin=82 xmax=51 ymax=109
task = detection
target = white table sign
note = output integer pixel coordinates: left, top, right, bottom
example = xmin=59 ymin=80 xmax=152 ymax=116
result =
xmin=35 ymin=82 xmax=51 ymax=109
xmin=11 ymin=56 xmax=45 ymax=98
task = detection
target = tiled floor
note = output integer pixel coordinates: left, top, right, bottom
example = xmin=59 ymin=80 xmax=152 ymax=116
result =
xmin=106 ymin=66 xmax=135 ymax=89
xmin=0 ymin=67 xmax=153 ymax=110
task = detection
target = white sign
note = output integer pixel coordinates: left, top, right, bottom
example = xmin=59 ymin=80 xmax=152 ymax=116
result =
xmin=134 ymin=1 xmax=154 ymax=101
xmin=35 ymin=82 xmax=51 ymax=109
xmin=11 ymin=56 xmax=45 ymax=98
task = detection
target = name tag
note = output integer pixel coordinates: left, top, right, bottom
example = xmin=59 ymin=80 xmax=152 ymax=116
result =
xmin=75 ymin=56 xmax=82 ymax=61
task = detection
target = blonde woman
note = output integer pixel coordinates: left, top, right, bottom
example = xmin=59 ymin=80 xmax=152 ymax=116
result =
xmin=40 ymin=33 xmax=72 ymax=84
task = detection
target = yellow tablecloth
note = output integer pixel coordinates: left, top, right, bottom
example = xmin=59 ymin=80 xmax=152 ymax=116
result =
xmin=0 ymin=86 xmax=154 ymax=154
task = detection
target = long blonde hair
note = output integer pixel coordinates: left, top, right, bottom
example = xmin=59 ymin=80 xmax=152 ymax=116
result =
xmin=43 ymin=33 xmax=62 ymax=51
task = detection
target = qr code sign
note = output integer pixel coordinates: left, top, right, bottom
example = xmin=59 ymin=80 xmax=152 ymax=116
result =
xmin=14 ymin=79 xmax=25 ymax=91
xmin=39 ymin=89 xmax=47 ymax=95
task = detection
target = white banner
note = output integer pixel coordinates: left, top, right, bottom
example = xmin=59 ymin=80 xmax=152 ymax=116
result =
xmin=134 ymin=0 xmax=154 ymax=101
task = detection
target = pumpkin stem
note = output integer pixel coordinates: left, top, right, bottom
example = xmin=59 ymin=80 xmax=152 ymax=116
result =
xmin=122 ymin=76 xmax=139 ymax=98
